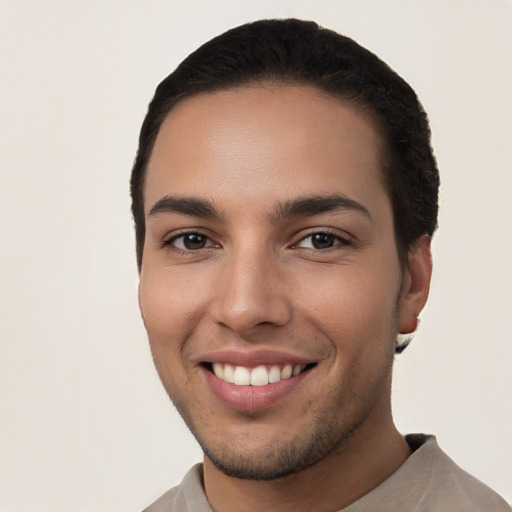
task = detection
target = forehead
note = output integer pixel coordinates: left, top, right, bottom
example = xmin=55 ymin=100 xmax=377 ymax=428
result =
xmin=144 ymin=85 xmax=389 ymax=217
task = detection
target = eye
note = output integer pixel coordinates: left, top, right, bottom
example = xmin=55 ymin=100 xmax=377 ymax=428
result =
xmin=296 ymin=232 xmax=350 ymax=250
xmin=164 ymin=232 xmax=216 ymax=251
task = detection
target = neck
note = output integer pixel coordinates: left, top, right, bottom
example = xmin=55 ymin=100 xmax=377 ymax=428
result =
xmin=203 ymin=415 xmax=411 ymax=512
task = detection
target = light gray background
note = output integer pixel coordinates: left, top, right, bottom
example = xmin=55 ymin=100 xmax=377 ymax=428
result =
xmin=1 ymin=1 xmax=511 ymax=511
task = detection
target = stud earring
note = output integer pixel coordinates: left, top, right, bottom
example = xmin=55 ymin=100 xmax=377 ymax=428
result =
xmin=395 ymin=317 xmax=420 ymax=354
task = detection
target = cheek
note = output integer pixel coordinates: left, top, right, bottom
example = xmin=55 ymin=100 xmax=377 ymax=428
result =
xmin=138 ymin=269 xmax=201 ymax=394
xmin=294 ymin=259 xmax=401 ymax=345
xmin=139 ymin=267 xmax=199 ymax=346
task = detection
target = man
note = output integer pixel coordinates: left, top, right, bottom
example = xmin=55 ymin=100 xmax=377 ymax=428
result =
xmin=131 ymin=19 xmax=510 ymax=512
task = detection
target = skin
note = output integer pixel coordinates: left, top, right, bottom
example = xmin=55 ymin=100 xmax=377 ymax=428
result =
xmin=139 ymin=85 xmax=432 ymax=511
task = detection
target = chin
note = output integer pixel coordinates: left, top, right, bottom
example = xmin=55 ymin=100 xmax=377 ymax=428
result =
xmin=193 ymin=410 xmax=364 ymax=481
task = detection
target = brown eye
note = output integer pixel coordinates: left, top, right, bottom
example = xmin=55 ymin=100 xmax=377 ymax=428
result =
xmin=296 ymin=232 xmax=351 ymax=250
xmin=182 ymin=233 xmax=208 ymax=250
xmin=310 ymin=233 xmax=336 ymax=249
xmin=167 ymin=232 xmax=215 ymax=251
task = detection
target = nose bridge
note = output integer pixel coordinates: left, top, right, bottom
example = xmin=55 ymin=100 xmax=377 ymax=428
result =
xmin=213 ymin=238 xmax=291 ymax=334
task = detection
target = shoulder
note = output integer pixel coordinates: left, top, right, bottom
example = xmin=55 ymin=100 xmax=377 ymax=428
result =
xmin=399 ymin=434 xmax=510 ymax=511
xmin=408 ymin=435 xmax=510 ymax=511
xmin=142 ymin=486 xmax=180 ymax=512
xmin=142 ymin=464 xmax=212 ymax=512
xmin=344 ymin=434 xmax=510 ymax=512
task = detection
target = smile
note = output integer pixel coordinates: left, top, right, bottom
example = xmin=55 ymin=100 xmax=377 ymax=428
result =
xmin=198 ymin=349 xmax=318 ymax=410
xmin=209 ymin=363 xmax=312 ymax=386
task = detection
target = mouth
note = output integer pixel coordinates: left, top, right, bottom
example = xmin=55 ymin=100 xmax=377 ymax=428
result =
xmin=202 ymin=362 xmax=317 ymax=386
xmin=198 ymin=349 xmax=319 ymax=410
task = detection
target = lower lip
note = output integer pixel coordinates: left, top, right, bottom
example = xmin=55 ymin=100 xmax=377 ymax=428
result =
xmin=203 ymin=368 xmax=308 ymax=411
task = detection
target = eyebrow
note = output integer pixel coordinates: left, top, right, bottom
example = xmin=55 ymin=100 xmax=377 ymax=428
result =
xmin=148 ymin=193 xmax=371 ymax=222
xmin=148 ymin=195 xmax=221 ymax=219
xmin=268 ymin=194 xmax=371 ymax=223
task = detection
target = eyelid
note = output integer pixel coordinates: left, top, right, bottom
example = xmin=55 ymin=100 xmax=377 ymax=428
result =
xmin=160 ymin=227 xmax=352 ymax=252
xmin=292 ymin=229 xmax=353 ymax=249
xmin=161 ymin=229 xmax=219 ymax=251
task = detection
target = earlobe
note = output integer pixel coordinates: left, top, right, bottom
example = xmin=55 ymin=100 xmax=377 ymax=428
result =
xmin=398 ymin=234 xmax=433 ymax=335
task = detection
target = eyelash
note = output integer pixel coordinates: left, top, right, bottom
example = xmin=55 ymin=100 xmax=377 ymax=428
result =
xmin=294 ymin=231 xmax=352 ymax=251
xmin=162 ymin=231 xmax=217 ymax=252
xmin=162 ymin=230 xmax=352 ymax=253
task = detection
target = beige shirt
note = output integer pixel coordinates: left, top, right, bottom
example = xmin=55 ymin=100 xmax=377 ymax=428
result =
xmin=143 ymin=434 xmax=510 ymax=512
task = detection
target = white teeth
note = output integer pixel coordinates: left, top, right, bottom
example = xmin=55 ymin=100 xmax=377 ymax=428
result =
xmin=233 ymin=366 xmax=250 ymax=385
xmin=211 ymin=362 xmax=309 ymax=386
xmin=250 ymin=366 xmax=269 ymax=386
xmin=212 ymin=363 xmax=224 ymax=379
xmin=281 ymin=364 xmax=292 ymax=380
xmin=268 ymin=365 xmax=281 ymax=383
xmin=223 ymin=364 xmax=235 ymax=383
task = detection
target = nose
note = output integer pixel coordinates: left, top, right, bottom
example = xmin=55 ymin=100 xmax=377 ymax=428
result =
xmin=211 ymin=245 xmax=292 ymax=336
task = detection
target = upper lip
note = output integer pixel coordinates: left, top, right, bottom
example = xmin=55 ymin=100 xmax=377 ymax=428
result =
xmin=197 ymin=348 xmax=314 ymax=367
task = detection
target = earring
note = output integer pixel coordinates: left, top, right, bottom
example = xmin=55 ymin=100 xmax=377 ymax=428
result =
xmin=395 ymin=317 xmax=420 ymax=354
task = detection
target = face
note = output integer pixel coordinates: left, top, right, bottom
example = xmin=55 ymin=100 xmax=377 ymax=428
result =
xmin=139 ymin=85 xmax=419 ymax=480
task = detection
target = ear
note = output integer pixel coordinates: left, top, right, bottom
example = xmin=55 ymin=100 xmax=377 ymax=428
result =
xmin=398 ymin=234 xmax=433 ymax=334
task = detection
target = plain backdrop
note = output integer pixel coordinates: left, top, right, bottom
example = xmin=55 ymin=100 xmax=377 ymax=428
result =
xmin=1 ymin=1 xmax=511 ymax=511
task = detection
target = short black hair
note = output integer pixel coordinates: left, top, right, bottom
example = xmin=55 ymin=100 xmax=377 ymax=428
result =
xmin=131 ymin=18 xmax=439 ymax=269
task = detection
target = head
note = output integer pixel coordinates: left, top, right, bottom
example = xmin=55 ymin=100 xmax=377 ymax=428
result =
xmin=131 ymin=18 xmax=439 ymax=270
xmin=132 ymin=19 xmax=438 ymax=483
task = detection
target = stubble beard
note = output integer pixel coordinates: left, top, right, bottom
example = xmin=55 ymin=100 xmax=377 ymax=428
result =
xmin=165 ymin=379 xmax=387 ymax=482
xmin=200 ymin=413 xmax=365 ymax=481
